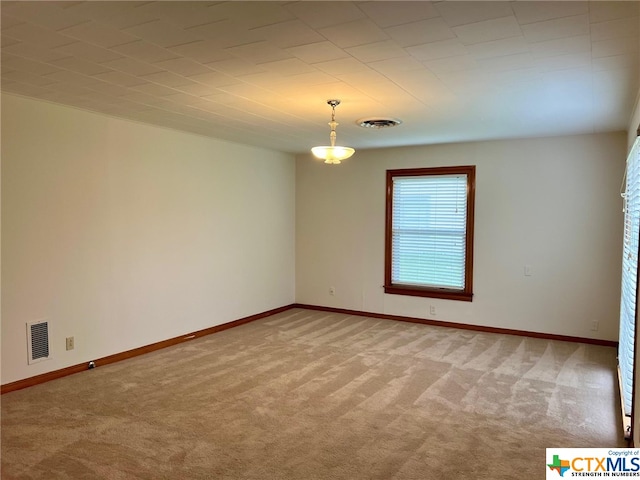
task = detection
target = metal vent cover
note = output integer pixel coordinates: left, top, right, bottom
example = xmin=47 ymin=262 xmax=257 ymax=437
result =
xmin=27 ymin=320 xmax=51 ymax=365
xmin=357 ymin=117 xmax=402 ymax=129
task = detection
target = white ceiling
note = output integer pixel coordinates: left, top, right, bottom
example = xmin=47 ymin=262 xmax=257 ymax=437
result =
xmin=2 ymin=1 xmax=639 ymax=154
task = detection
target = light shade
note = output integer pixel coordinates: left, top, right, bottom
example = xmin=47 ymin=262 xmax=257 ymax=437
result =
xmin=311 ymin=145 xmax=355 ymax=164
xmin=311 ymin=99 xmax=354 ymax=165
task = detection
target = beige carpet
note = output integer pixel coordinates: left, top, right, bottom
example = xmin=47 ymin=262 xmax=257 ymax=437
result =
xmin=1 ymin=308 xmax=624 ymax=479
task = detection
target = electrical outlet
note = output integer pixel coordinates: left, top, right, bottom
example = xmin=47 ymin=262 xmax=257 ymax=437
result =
xmin=66 ymin=336 xmax=74 ymax=351
xmin=590 ymin=320 xmax=599 ymax=332
xmin=329 ymin=286 xmax=336 ymax=296
xmin=430 ymin=305 xmax=436 ymax=315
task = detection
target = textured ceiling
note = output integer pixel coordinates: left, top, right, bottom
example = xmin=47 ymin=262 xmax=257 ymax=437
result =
xmin=2 ymin=1 xmax=639 ymax=154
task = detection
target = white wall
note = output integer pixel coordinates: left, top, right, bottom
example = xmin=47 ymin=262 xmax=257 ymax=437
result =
xmin=630 ymin=88 xmax=640 ymax=152
xmin=296 ymin=132 xmax=625 ymax=341
xmin=1 ymin=94 xmax=296 ymax=384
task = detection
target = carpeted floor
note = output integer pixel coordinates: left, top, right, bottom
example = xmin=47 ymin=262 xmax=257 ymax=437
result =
xmin=1 ymin=308 xmax=624 ymax=479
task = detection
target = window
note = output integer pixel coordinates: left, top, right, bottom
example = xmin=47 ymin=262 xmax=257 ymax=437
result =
xmin=619 ymin=135 xmax=640 ymax=439
xmin=384 ymin=166 xmax=475 ymax=301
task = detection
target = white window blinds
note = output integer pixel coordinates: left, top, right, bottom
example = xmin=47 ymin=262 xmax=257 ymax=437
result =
xmin=391 ymin=174 xmax=468 ymax=290
xmin=620 ymin=137 xmax=640 ymax=418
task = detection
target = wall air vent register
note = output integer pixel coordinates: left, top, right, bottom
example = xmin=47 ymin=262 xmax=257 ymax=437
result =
xmin=26 ymin=320 xmax=51 ymax=365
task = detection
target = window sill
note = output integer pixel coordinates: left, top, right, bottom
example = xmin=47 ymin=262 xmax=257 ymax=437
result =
xmin=384 ymin=284 xmax=473 ymax=302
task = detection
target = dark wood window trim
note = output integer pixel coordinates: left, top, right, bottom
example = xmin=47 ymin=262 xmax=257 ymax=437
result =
xmin=384 ymin=165 xmax=476 ymax=302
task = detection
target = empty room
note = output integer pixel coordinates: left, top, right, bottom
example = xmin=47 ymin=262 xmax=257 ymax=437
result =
xmin=2 ymin=1 xmax=640 ymax=478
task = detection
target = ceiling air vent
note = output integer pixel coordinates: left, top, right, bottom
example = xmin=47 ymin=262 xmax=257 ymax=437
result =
xmin=357 ymin=117 xmax=402 ymax=129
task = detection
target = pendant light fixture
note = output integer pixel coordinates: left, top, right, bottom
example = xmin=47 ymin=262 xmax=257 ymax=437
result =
xmin=311 ymin=99 xmax=355 ymax=164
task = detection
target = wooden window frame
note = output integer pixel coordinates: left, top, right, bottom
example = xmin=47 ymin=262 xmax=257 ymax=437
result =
xmin=384 ymin=165 xmax=476 ymax=302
